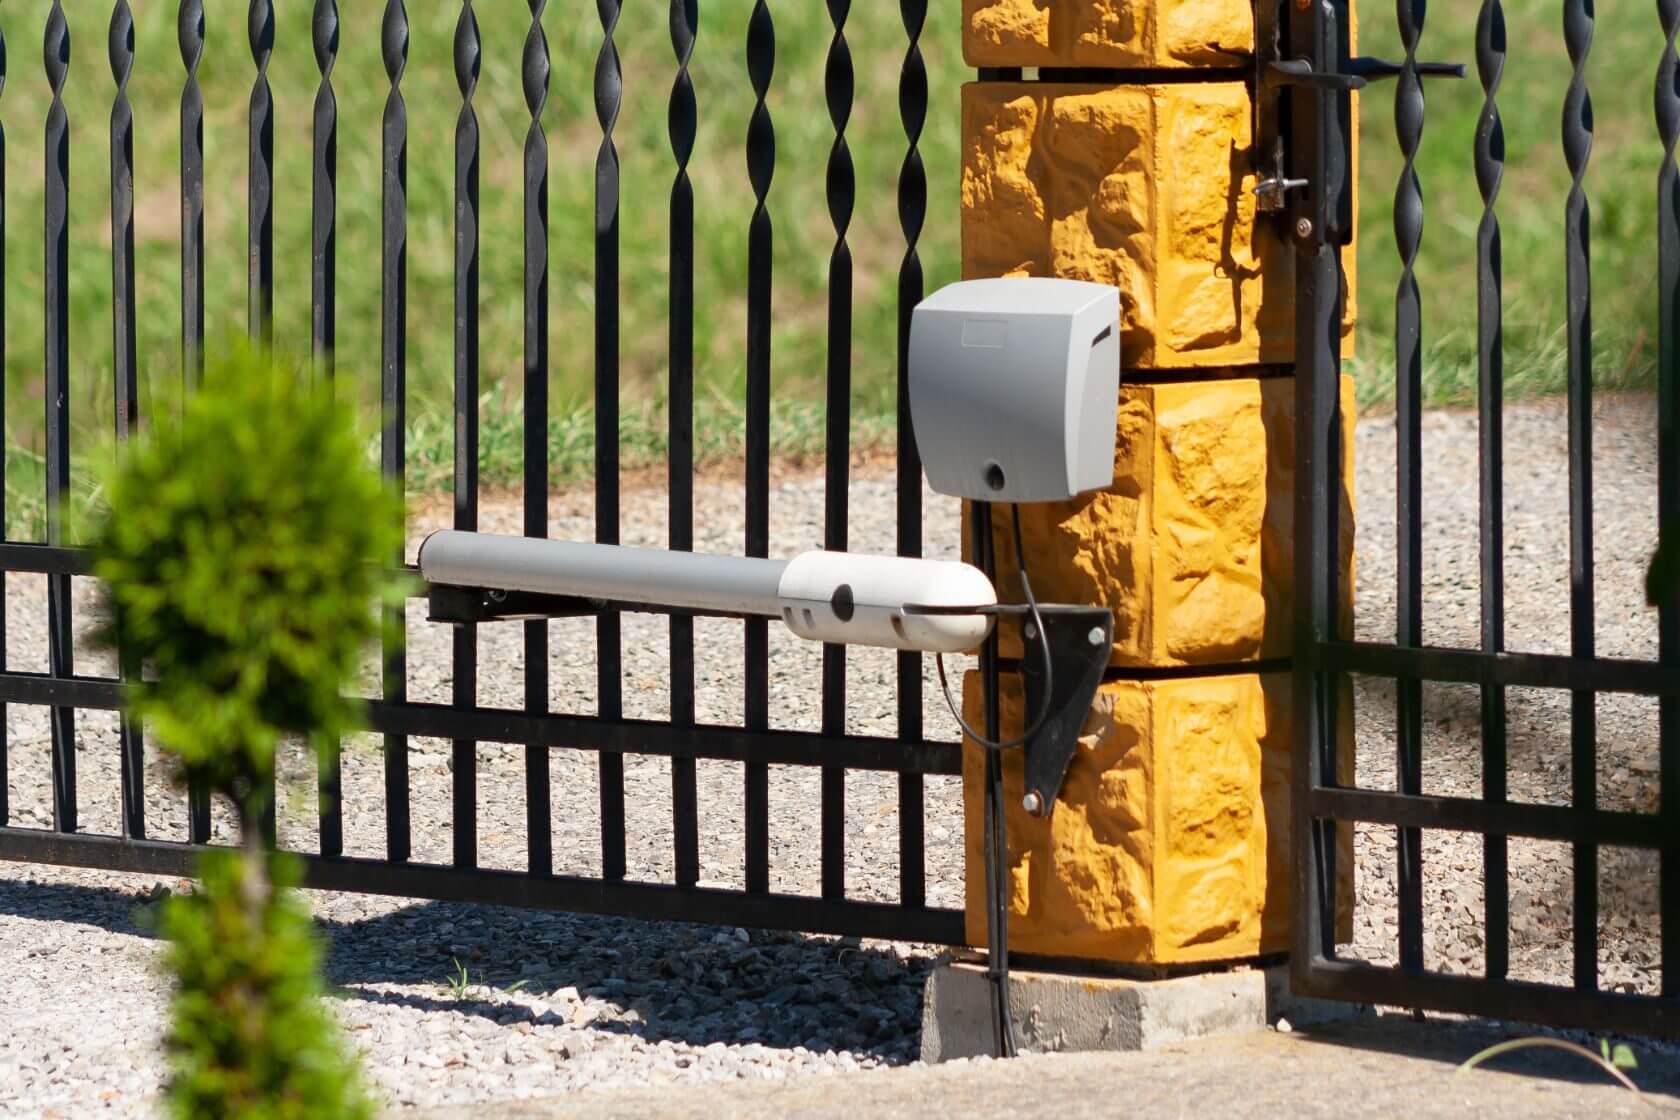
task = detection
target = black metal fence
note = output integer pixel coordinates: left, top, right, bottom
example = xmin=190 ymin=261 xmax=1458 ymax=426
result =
xmin=9 ymin=0 xmax=1680 ymax=1043
xmin=0 ymin=0 xmax=964 ymax=946
xmin=1290 ymin=0 xmax=1680 ymax=1035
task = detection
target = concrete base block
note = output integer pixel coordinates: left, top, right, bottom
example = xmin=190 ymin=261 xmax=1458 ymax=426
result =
xmin=920 ymin=960 xmax=1367 ymax=1062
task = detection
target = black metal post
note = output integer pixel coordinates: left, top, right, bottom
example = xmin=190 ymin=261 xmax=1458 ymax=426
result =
xmin=523 ymin=0 xmax=553 ymax=879
xmin=380 ymin=0 xmax=412 ymax=865
xmin=111 ymin=0 xmax=144 ymax=843
xmin=452 ymin=0 xmax=482 ymax=871
xmin=668 ymin=0 xmax=701 ymax=890
xmin=44 ymin=1 xmax=75 ymax=838
xmin=743 ymin=0 xmax=775 ymax=896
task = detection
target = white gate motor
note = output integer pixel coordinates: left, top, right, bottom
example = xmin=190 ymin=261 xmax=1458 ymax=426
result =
xmin=419 ymin=276 xmax=1123 ymax=1060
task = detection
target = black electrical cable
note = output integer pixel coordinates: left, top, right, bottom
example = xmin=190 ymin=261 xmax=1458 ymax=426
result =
xmin=984 ymin=756 xmax=1016 ymax=1057
xmin=956 ymin=503 xmax=1047 ymax=1060
xmin=933 ymin=503 xmax=1054 ymax=753
xmin=977 ymin=503 xmax=1016 ymax=1058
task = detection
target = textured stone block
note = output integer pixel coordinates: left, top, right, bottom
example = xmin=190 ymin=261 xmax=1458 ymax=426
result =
xmin=961 ymin=671 xmax=1354 ymax=965
xmin=963 ymin=0 xmax=1253 ymax=69
xmin=967 ymin=375 xmax=1356 ymax=669
xmin=962 ymin=82 xmax=1356 ymax=370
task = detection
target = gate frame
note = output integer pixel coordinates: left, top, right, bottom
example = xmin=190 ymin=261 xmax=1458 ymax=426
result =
xmin=1289 ymin=0 xmax=1680 ymax=1036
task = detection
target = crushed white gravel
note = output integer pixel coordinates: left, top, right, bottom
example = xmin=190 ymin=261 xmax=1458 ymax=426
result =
xmin=0 ymin=393 xmax=1667 ymax=1115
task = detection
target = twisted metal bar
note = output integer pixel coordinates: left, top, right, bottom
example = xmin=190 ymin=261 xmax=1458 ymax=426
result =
xmin=522 ymin=0 xmax=552 ymax=879
xmin=1659 ymin=0 xmax=1680 ymax=1001
xmin=820 ymin=0 xmax=855 ymax=902
xmin=177 ymin=0 xmax=209 ymax=843
xmin=312 ymin=0 xmax=338 ymax=382
xmin=312 ymin=0 xmax=342 ymax=858
xmin=244 ymin=0 xmax=278 ymax=846
xmin=452 ymin=0 xmax=482 ymax=871
xmin=248 ymin=0 xmax=274 ymax=347
xmin=110 ymin=1 xmax=136 ymax=441
xmin=381 ymin=0 xmax=411 ymax=863
xmin=1474 ymin=0 xmax=1510 ymax=983
xmin=178 ymin=0 xmax=204 ymax=391
xmin=895 ymin=0 xmax=929 ymax=909
xmin=667 ymin=0 xmax=700 ymax=888
xmin=1563 ymin=0 xmax=1598 ymax=993
xmin=44 ymin=1 xmax=75 ymax=837
xmin=110 ymin=0 xmax=144 ymax=842
xmin=743 ymin=0 xmax=776 ymax=896
xmin=1392 ymin=0 xmax=1428 ymax=976
xmin=595 ymin=0 xmax=627 ymax=883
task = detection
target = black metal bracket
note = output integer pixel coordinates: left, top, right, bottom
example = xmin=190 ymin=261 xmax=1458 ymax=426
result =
xmin=426 ymin=584 xmax=759 ymax=624
xmin=906 ymin=600 xmax=1114 ymax=820
xmin=1252 ymin=0 xmax=1463 ymax=233
xmin=1018 ymin=605 xmax=1113 ymax=819
xmin=429 ymin=584 xmax=603 ymax=623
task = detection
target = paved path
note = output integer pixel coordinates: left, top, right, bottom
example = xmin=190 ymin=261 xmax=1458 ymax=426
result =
xmin=415 ymin=1015 xmax=1680 ymax=1119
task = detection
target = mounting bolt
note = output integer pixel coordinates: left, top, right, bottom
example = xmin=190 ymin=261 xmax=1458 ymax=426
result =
xmin=1295 ymin=217 xmax=1314 ymax=239
xmin=1024 ymin=622 xmax=1039 ymax=641
xmin=1087 ymin=626 xmax=1105 ymax=647
xmin=1022 ymin=791 xmax=1045 ymax=815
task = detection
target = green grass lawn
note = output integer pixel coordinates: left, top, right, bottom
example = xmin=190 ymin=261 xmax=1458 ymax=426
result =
xmin=0 ymin=0 xmax=965 ymax=522
xmin=0 ymin=1 xmax=1665 ymax=532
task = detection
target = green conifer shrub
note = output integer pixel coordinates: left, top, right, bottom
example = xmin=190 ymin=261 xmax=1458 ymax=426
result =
xmin=94 ymin=345 xmax=404 ymax=1119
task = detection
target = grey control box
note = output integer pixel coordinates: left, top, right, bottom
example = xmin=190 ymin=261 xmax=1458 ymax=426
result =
xmin=907 ymin=277 xmax=1121 ymax=503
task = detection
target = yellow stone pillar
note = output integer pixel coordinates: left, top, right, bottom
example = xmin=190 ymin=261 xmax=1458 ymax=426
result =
xmin=959 ymin=1 xmax=1356 ymax=966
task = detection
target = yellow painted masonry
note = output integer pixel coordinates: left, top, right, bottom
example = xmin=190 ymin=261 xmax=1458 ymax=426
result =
xmin=961 ymin=81 xmax=1356 ymax=370
xmin=961 ymin=671 xmax=1355 ymax=964
xmin=967 ymin=375 xmax=1357 ymax=669
xmin=963 ymin=0 xmax=1253 ymax=69
xmin=956 ymin=6 xmax=1362 ymax=966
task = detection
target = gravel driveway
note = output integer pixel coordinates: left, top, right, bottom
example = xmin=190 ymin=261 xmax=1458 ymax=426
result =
xmin=0 ymin=392 xmax=1667 ymax=1114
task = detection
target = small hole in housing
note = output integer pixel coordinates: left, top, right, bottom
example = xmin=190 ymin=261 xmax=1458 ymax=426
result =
xmin=984 ymin=461 xmax=1007 ymax=492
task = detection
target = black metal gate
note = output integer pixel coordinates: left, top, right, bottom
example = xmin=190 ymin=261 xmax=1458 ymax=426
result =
xmin=0 ymin=1 xmax=964 ymax=946
xmin=1288 ymin=0 xmax=1680 ymax=1034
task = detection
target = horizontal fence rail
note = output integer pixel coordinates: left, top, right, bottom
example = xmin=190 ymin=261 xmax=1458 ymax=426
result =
xmin=0 ymin=0 xmax=965 ymax=947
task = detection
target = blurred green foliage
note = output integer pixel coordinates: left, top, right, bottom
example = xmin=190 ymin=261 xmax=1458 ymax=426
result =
xmin=158 ymin=851 xmax=375 ymax=1120
xmin=93 ymin=344 xmax=397 ymax=1118
xmin=93 ymin=344 xmax=406 ymax=793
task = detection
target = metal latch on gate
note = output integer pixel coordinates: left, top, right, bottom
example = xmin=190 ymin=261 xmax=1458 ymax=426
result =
xmin=1252 ymin=0 xmax=1465 ymax=230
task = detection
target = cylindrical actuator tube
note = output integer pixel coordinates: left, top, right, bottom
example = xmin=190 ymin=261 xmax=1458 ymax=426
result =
xmin=417 ymin=531 xmax=995 ymax=653
xmin=418 ymin=531 xmax=790 ymax=617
